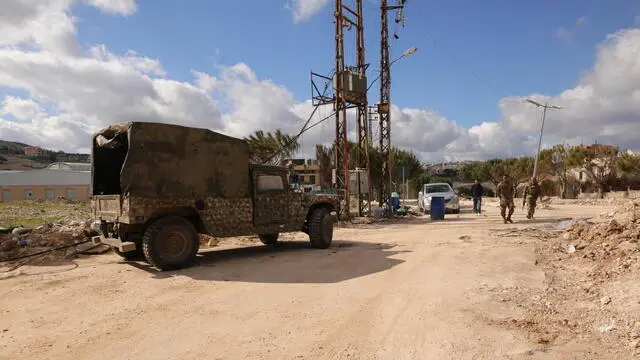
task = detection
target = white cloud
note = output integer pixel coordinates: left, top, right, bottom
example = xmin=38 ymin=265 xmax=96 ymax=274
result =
xmin=0 ymin=0 xmax=639 ymax=163
xmin=285 ymin=0 xmax=330 ymax=23
xmin=0 ymin=0 xmax=78 ymax=54
xmin=1 ymin=95 xmax=44 ymax=121
xmin=553 ymin=15 xmax=587 ymax=40
xmin=83 ymin=0 xmax=137 ymax=15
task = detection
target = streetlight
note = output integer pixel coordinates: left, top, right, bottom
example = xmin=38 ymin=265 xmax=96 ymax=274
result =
xmin=391 ymin=46 xmax=418 ymax=66
xmin=524 ymin=99 xmax=563 ymax=179
xmin=367 ymin=46 xmax=418 ymax=91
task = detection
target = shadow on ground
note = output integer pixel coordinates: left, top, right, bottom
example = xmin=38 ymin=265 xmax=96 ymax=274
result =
xmin=509 ymin=217 xmax=574 ymax=226
xmin=128 ymin=240 xmax=409 ymax=284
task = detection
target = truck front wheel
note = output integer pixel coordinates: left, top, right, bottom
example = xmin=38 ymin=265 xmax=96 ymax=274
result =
xmin=308 ymin=208 xmax=333 ymax=249
xmin=142 ymin=216 xmax=200 ymax=271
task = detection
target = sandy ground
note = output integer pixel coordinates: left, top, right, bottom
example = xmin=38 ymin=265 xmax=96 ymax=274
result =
xmin=0 ymin=200 xmax=626 ymax=360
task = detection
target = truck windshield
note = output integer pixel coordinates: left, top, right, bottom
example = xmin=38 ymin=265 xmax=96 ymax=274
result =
xmin=425 ymin=185 xmax=451 ymax=193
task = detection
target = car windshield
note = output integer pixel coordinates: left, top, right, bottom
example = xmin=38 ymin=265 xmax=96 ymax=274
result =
xmin=425 ymin=185 xmax=451 ymax=193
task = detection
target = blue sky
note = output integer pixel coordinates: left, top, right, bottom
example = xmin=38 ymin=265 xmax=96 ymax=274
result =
xmin=0 ymin=0 xmax=638 ymax=159
xmin=72 ymin=0 xmax=639 ymax=128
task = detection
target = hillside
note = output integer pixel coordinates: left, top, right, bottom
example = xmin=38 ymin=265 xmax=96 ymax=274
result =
xmin=0 ymin=140 xmax=89 ymax=170
xmin=0 ymin=140 xmax=31 ymax=155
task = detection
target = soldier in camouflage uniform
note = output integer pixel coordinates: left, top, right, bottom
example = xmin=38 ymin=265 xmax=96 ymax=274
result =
xmin=496 ymin=174 xmax=515 ymax=223
xmin=523 ymin=177 xmax=541 ymax=219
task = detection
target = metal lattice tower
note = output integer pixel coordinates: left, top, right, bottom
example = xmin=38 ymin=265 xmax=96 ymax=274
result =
xmin=310 ymin=0 xmax=370 ymax=218
xmin=354 ymin=0 xmax=371 ymax=217
xmin=378 ymin=0 xmax=405 ymax=210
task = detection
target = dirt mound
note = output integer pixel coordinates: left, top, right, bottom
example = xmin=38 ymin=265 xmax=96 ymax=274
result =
xmin=494 ymin=199 xmax=640 ymax=358
xmin=0 ymin=221 xmax=94 ymax=263
xmin=560 ymin=200 xmax=640 ymax=281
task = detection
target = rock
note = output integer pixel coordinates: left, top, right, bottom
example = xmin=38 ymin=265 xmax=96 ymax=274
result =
xmin=0 ymin=238 xmax=17 ymax=252
xmin=617 ymin=241 xmax=638 ymax=253
xmin=600 ymin=296 xmax=612 ymax=305
xmin=11 ymin=227 xmax=32 ymax=235
xmin=598 ymin=324 xmax=615 ymax=333
xmin=567 ymin=244 xmax=576 ymax=254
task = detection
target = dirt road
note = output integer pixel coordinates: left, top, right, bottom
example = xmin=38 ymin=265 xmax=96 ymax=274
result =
xmin=0 ymin=201 xmax=619 ymax=359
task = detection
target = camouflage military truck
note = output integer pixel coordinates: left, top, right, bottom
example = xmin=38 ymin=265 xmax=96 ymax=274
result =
xmin=89 ymin=122 xmax=340 ymax=271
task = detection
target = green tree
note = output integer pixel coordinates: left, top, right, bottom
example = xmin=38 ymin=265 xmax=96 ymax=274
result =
xmin=617 ymin=151 xmax=640 ymax=175
xmin=487 ymin=158 xmax=508 ymax=187
xmin=567 ymin=145 xmax=619 ymax=198
xmin=245 ymin=129 xmax=300 ymax=166
xmin=539 ymin=144 xmax=570 ymax=198
xmin=512 ymin=156 xmax=534 ymax=182
xmin=617 ymin=151 xmax=640 ymax=188
xmin=459 ymin=161 xmax=491 ymax=183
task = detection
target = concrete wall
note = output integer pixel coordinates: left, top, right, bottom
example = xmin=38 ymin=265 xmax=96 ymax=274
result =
xmin=577 ymin=190 xmax=640 ymax=200
xmin=0 ymin=185 xmax=90 ymax=202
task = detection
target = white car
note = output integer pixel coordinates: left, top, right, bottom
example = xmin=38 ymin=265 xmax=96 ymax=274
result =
xmin=417 ymin=183 xmax=460 ymax=214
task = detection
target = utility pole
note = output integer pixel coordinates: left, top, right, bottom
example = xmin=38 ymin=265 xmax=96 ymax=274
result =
xmin=525 ymin=99 xmax=563 ymax=180
xmin=368 ymin=105 xmax=379 ymax=146
xmin=310 ymin=0 xmax=369 ymax=218
xmin=379 ymin=0 xmax=406 ymax=212
xmin=354 ymin=0 xmax=372 ymax=217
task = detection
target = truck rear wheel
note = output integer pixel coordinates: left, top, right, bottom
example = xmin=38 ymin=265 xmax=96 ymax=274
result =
xmin=142 ymin=216 xmax=200 ymax=271
xmin=308 ymin=208 xmax=333 ymax=249
xmin=259 ymin=233 xmax=279 ymax=245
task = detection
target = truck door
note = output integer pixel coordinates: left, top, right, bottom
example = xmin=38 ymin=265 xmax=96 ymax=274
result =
xmin=253 ymin=170 xmax=289 ymax=227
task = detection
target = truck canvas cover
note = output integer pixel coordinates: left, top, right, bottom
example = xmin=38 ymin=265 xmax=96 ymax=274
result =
xmin=91 ymin=122 xmax=250 ymax=198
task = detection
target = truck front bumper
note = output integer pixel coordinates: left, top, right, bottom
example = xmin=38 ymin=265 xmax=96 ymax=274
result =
xmin=92 ymin=235 xmax=137 ymax=253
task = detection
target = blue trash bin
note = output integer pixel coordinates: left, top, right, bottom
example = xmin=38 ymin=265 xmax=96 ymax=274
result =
xmin=430 ymin=196 xmax=445 ymax=220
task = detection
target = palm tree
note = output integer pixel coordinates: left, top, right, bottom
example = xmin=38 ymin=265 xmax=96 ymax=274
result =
xmin=315 ymin=144 xmax=334 ymax=187
xmin=245 ymin=129 xmax=300 ymax=166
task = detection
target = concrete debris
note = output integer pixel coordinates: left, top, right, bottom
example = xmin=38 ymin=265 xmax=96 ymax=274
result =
xmin=599 ymin=324 xmax=616 ymax=333
xmin=600 ymin=296 xmax=612 ymax=305
xmin=0 ymin=220 xmax=93 ymax=262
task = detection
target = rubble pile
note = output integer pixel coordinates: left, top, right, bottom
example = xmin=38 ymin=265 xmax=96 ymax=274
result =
xmin=560 ymin=199 xmax=640 ymax=280
xmin=489 ymin=199 xmax=640 ymax=358
xmin=0 ymin=220 xmax=94 ymax=262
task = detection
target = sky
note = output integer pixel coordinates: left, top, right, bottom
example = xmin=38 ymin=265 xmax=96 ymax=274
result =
xmin=0 ymin=0 xmax=639 ymax=163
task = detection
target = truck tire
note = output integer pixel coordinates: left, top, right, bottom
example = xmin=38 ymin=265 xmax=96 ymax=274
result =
xmin=259 ymin=233 xmax=279 ymax=245
xmin=142 ymin=216 xmax=200 ymax=271
xmin=308 ymin=208 xmax=333 ymax=249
